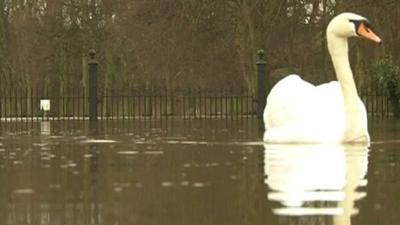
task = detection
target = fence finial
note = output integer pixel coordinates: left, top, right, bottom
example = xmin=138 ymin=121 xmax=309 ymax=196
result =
xmin=88 ymin=49 xmax=96 ymax=63
xmin=257 ymin=49 xmax=265 ymax=62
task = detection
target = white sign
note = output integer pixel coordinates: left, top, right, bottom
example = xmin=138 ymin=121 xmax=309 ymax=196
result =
xmin=40 ymin=99 xmax=51 ymax=111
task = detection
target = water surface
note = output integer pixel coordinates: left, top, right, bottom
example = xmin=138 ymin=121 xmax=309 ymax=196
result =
xmin=0 ymin=119 xmax=399 ymax=225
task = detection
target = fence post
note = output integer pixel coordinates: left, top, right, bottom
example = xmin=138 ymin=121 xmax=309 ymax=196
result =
xmin=88 ymin=49 xmax=98 ymax=121
xmin=256 ymin=49 xmax=266 ymax=119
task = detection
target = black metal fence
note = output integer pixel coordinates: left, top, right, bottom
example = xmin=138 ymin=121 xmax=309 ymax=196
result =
xmin=0 ymin=87 xmax=257 ymax=122
xmin=360 ymin=86 xmax=391 ymax=118
xmin=0 ymin=49 xmax=394 ymax=123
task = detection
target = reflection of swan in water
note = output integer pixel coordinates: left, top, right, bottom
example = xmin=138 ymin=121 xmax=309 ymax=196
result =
xmin=264 ymin=144 xmax=368 ymax=224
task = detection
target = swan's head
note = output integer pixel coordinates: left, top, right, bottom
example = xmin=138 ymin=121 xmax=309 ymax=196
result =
xmin=327 ymin=12 xmax=381 ymax=44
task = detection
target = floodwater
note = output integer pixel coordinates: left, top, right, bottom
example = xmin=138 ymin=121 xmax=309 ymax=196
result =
xmin=0 ymin=119 xmax=399 ymax=225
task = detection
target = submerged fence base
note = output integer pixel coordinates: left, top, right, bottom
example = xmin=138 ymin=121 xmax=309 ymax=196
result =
xmin=0 ymin=115 xmax=257 ymax=122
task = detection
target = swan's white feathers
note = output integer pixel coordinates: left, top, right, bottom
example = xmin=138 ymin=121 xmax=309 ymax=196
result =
xmin=264 ymin=75 xmax=315 ymax=128
xmin=263 ymin=75 xmax=346 ymax=143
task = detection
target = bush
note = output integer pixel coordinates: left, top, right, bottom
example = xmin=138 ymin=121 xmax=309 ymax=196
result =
xmin=372 ymin=55 xmax=400 ymax=118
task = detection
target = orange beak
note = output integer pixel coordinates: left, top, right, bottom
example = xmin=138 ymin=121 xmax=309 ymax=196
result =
xmin=357 ymin=22 xmax=382 ymax=44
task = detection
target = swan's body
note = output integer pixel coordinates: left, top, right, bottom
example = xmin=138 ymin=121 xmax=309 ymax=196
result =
xmin=263 ymin=13 xmax=381 ymax=144
xmin=264 ymin=75 xmax=364 ymax=143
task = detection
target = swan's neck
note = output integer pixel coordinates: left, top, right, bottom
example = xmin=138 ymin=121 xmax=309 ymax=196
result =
xmin=328 ymin=35 xmax=363 ymax=140
xmin=328 ymin=36 xmax=358 ymax=101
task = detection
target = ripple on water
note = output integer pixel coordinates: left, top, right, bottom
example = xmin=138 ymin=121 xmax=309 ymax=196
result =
xmin=13 ymin=189 xmax=34 ymax=195
xmin=49 ymin=184 xmax=62 ymax=189
xmin=40 ymin=146 xmax=52 ymax=151
xmin=161 ymin=181 xmax=208 ymax=188
xmin=32 ymin=143 xmax=50 ymax=147
xmin=80 ymin=139 xmax=117 ymax=144
xmin=117 ymin=151 xmax=139 ymax=155
xmin=113 ymin=182 xmax=131 ymax=192
xmin=372 ymin=139 xmax=400 ymax=145
xmin=166 ymin=140 xmax=209 ymax=145
xmin=180 ymin=181 xmax=190 ymax=186
xmin=68 ymin=162 xmax=77 ymax=167
xmin=193 ymin=182 xmax=208 ymax=188
xmin=40 ymin=152 xmax=56 ymax=160
xmin=84 ymin=154 xmax=94 ymax=158
xmin=162 ymin=181 xmax=175 ymax=187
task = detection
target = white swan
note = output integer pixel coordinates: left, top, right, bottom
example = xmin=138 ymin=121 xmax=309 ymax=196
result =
xmin=263 ymin=13 xmax=382 ymax=144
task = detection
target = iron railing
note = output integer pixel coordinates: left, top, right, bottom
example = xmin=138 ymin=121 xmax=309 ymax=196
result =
xmin=0 ymin=88 xmax=256 ymax=122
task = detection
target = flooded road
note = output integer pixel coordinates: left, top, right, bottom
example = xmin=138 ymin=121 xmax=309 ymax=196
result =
xmin=0 ymin=119 xmax=399 ymax=225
